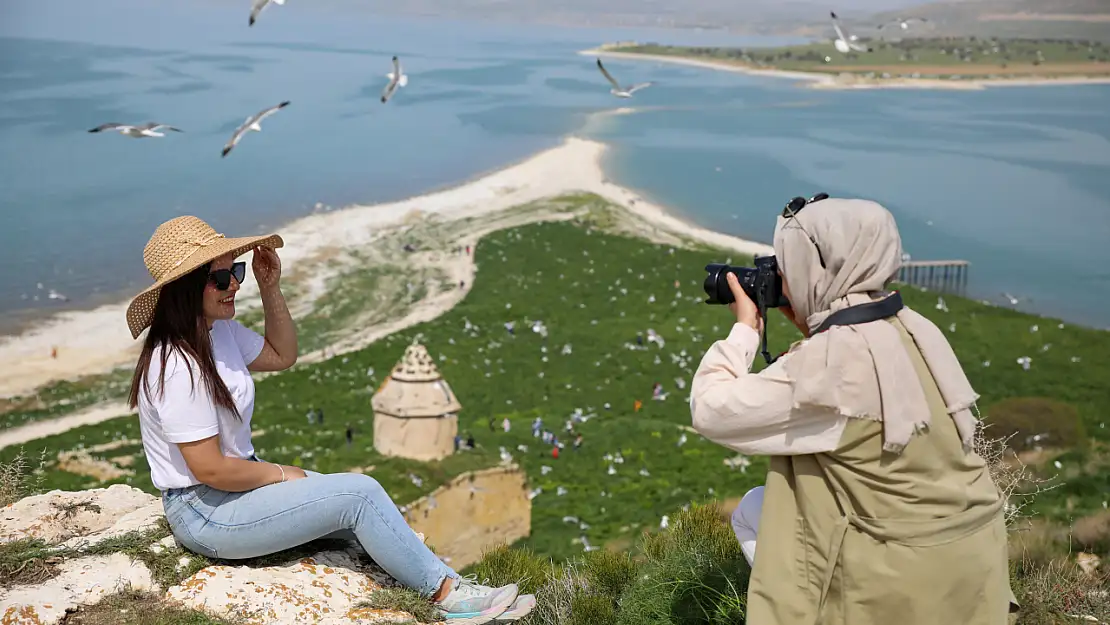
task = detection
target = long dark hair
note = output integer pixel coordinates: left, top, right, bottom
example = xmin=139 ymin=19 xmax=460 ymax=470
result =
xmin=128 ymin=263 xmax=240 ymax=419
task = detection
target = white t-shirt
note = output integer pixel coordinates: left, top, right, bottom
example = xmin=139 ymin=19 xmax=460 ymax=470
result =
xmin=138 ymin=319 xmax=265 ymax=491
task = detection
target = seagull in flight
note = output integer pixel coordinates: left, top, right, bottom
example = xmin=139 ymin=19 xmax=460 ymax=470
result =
xmin=88 ymin=122 xmax=183 ymax=138
xmin=878 ymin=16 xmax=927 ymax=31
xmin=596 ymin=58 xmax=653 ymax=98
xmin=249 ymin=0 xmax=285 ymax=27
xmin=221 ymin=101 xmax=290 ymax=158
xmin=830 ymin=11 xmax=872 ymax=54
xmin=381 ymin=56 xmax=409 ymax=104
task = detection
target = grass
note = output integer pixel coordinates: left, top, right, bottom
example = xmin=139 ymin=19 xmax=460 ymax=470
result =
xmin=609 ymin=37 xmax=1110 ymax=78
xmin=63 ymin=589 xmax=240 ymax=625
xmin=3 ymin=194 xmax=1110 ymax=623
xmin=359 ymin=588 xmax=445 ymax=623
xmin=6 ymin=196 xmax=1110 ymax=559
xmin=0 ymin=368 xmax=131 ymax=431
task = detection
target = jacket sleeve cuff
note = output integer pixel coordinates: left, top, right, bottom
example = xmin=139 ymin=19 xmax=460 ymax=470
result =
xmin=726 ymin=322 xmax=761 ymax=349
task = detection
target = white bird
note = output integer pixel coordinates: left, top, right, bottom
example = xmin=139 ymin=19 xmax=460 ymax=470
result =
xmin=830 ymin=11 xmax=872 ymax=54
xmin=596 ymin=58 xmax=653 ymax=98
xmin=249 ymin=0 xmax=285 ymax=27
xmin=878 ymin=16 xmax=927 ymax=31
xmin=88 ymin=122 xmax=183 ymax=138
xmin=221 ymin=101 xmax=290 ymax=158
xmin=381 ymin=56 xmax=409 ymax=104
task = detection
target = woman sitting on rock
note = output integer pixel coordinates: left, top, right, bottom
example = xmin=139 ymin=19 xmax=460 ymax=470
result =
xmin=690 ymin=198 xmax=1017 ymax=624
xmin=126 ymin=216 xmax=531 ymax=625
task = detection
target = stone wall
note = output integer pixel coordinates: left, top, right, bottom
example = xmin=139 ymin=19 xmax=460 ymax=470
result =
xmin=401 ymin=465 xmax=532 ymax=569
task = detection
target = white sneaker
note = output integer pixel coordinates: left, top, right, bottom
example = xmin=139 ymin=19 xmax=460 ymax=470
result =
xmin=495 ymin=594 xmax=536 ymax=621
xmin=435 ymin=575 xmax=518 ymax=624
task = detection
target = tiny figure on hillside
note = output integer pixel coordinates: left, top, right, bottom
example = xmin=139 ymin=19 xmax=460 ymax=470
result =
xmin=306 ymin=408 xmax=316 ymax=425
xmin=574 ymin=434 xmax=583 ymax=451
xmin=345 ymin=423 xmax=353 ymax=447
xmin=465 ymin=245 xmax=471 ymax=255
xmin=504 ymin=321 xmax=515 ymax=336
xmin=50 ymin=346 xmax=58 ymax=359
xmin=317 ymin=408 xmax=325 ymax=425
xmin=634 ymin=399 xmax=643 ymax=413
xmin=488 ymin=417 xmax=496 ymax=431
xmin=532 ymin=417 xmax=543 ymax=438
xmin=502 ymin=417 xmax=511 ymax=433
xmin=466 ymin=432 xmax=476 ymax=449
xmin=552 ymin=446 xmax=560 ymax=459
xmin=652 ymin=382 xmax=667 ymax=401
xmin=454 ymin=434 xmax=462 ymax=451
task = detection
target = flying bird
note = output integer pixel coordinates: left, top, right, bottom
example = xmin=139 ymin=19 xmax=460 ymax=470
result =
xmin=88 ymin=122 xmax=183 ymax=138
xmin=249 ymin=0 xmax=285 ymax=27
xmin=221 ymin=101 xmax=290 ymax=158
xmin=830 ymin=11 xmax=872 ymax=54
xmin=596 ymin=58 xmax=653 ymax=98
xmin=381 ymin=56 xmax=409 ymax=104
xmin=878 ymin=17 xmax=927 ymax=31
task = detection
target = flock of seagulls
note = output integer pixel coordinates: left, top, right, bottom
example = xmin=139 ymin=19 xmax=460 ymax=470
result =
xmin=84 ymin=1 xmax=414 ymax=158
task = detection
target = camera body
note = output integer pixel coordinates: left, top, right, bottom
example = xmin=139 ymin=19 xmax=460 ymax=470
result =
xmin=702 ymin=256 xmax=790 ymax=308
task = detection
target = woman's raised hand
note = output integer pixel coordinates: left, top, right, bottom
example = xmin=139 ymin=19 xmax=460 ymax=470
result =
xmin=252 ymin=246 xmax=282 ymax=289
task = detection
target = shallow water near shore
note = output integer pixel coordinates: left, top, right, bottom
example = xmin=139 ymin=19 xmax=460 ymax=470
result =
xmin=2 ymin=0 xmax=1109 ymax=333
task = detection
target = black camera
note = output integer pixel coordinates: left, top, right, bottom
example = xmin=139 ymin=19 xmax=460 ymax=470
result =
xmin=702 ymin=255 xmax=789 ymax=308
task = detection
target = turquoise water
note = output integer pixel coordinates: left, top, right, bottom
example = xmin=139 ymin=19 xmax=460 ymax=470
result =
xmin=2 ymin=0 xmax=1109 ymax=330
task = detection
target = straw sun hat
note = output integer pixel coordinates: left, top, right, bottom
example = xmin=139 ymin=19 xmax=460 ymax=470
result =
xmin=126 ymin=215 xmax=283 ymax=339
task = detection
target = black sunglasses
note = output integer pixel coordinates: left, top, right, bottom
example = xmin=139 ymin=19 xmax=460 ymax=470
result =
xmin=208 ymin=262 xmax=246 ymax=290
xmin=782 ymin=192 xmax=830 ymax=269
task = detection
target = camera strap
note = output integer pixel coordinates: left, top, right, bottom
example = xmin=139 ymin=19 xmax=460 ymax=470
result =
xmin=813 ymin=291 xmax=904 ymax=335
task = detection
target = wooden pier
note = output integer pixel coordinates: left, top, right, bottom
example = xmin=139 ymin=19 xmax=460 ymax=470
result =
xmin=896 ymin=260 xmax=969 ymax=294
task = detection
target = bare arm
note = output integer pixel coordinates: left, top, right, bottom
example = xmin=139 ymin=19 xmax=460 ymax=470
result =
xmin=177 ymin=436 xmax=305 ymax=492
xmin=247 ymin=246 xmax=297 ymax=372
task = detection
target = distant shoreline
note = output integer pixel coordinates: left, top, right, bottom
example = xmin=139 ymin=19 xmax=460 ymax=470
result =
xmin=0 ymin=137 xmax=771 ymax=401
xmin=582 ymin=48 xmax=1110 ymax=91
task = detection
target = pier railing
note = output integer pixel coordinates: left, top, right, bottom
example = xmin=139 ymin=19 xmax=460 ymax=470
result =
xmin=896 ymin=260 xmax=969 ymax=294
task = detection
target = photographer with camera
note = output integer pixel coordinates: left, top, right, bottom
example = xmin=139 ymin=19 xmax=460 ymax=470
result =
xmin=690 ymin=196 xmax=1016 ymax=625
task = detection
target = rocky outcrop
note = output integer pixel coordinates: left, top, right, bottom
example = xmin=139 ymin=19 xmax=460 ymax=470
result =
xmin=1 ymin=486 xmax=426 ymax=625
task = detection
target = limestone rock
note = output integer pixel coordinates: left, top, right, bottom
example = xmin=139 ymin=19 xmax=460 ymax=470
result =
xmin=167 ymin=546 xmax=416 ymax=624
xmin=1 ymin=484 xmax=159 ymax=546
xmin=0 ymin=553 xmax=154 ymax=624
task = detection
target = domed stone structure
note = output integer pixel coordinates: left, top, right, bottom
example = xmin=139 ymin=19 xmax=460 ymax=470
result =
xmin=371 ymin=343 xmax=460 ymax=462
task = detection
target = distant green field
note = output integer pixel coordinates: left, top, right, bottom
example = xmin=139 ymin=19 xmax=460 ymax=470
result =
xmin=613 ymin=37 xmax=1110 ymax=78
xmin=4 ymin=193 xmax=1109 ymax=562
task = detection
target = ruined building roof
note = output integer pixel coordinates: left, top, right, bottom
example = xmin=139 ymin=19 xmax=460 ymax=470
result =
xmin=371 ymin=344 xmax=462 ymax=418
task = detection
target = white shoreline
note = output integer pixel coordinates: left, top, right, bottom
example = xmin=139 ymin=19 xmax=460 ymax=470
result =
xmin=0 ymin=136 xmax=771 ymax=403
xmin=584 ymin=48 xmax=1110 ymax=91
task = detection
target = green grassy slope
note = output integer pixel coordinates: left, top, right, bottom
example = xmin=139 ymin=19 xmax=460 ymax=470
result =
xmin=3 ymin=194 xmax=1108 ymax=563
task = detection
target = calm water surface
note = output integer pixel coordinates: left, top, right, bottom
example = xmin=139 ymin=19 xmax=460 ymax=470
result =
xmin=2 ymin=0 xmax=1108 ymax=330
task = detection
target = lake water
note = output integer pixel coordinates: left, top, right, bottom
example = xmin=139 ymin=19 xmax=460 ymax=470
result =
xmin=2 ymin=0 xmax=1109 ymax=332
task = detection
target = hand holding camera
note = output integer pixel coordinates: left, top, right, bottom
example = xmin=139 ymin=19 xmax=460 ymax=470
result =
xmin=725 ymin=272 xmax=763 ymax=333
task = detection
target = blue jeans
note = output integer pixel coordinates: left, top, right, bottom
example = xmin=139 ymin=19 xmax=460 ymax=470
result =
xmin=162 ymin=459 xmax=457 ymax=597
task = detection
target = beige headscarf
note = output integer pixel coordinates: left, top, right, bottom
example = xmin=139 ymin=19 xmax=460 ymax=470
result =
xmin=773 ymin=198 xmax=979 ymax=454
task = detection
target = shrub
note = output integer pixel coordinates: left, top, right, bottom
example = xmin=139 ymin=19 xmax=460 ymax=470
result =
xmin=984 ymin=397 xmax=1086 ymax=453
xmin=1072 ymin=510 xmax=1110 ymax=557
xmin=617 ymin=503 xmax=749 ymax=625
xmin=469 ymin=543 xmax=556 ymax=594
xmin=0 ymin=449 xmax=47 ymax=507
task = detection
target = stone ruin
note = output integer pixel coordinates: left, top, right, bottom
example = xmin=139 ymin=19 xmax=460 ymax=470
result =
xmin=371 ymin=343 xmax=461 ymax=462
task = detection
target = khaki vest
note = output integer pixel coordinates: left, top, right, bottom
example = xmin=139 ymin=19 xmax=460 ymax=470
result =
xmin=745 ymin=319 xmax=1017 ymax=625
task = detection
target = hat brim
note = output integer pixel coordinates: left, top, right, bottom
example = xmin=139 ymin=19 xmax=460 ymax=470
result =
xmin=126 ymin=233 xmax=284 ymax=340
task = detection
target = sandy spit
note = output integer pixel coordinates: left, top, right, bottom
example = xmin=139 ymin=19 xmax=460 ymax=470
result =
xmin=0 ymin=136 xmax=771 ymax=407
